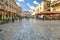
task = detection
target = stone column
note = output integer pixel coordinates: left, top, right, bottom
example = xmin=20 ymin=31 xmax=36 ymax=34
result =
xmin=2 ymin=12 xmax=4 ymax=20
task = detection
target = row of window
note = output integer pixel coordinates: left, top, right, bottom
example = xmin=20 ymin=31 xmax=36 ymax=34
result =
xmin=0 ymin=0 xmax=20 ymax=13
xmin=0 ymin=0 xmax=3 ymax=2
xmin=5 ymin=1 xmax=17 ymax=12
xmin=51 ymin=0 xmax=59 ymax=3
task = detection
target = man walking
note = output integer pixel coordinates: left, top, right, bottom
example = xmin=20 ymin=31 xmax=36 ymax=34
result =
xmin=12 ymin=16 xmax=14 ymax=23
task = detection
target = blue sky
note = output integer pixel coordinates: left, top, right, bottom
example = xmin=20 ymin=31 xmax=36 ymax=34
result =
xmin=15 ymin=0 xmax=43 ymax=11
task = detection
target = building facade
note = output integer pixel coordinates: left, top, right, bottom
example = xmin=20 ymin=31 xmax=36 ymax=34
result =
xmin=50 ymin=0 xmax=60 ymax=19
xmin=0 ymin=0 xmax=22 ymax=20
xmin=32 ymin=1 xmax=47 ymax=18
xmin=33 ymin=0 xmax=60 ymax=20
xmin=51 ymin=0 xmax=60 ymax=11
xmin=23 ymin=11 xmax=30 ymax=18
xmin=33 ymin=1 xmax=46 ymax=15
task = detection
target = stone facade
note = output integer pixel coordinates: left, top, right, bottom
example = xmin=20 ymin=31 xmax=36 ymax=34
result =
xmin=0 ymin=0 xmax=22 ymax=20
xmin=33 ymin=0 xmax=60 ymax=20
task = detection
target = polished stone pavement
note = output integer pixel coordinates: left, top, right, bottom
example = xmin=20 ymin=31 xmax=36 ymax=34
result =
xmin=0 ymin=18 xmax=60 ymax=40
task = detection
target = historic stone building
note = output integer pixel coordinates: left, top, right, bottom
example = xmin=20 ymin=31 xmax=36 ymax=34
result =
xmin=0 ymin=0 xmax=22 ymax=20
xmin=33 ymin=0 xmax=60 ymax=20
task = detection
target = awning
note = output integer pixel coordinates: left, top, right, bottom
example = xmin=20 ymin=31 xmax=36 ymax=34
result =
xmin=36 ymin=11 xmax=60 ymax=16
xmin=0 ymin=9 xmax=16 ymax=14
xmin=42 ymin=11 xmax=60 ymax=14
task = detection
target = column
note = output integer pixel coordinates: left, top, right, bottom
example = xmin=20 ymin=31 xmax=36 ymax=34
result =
xmin=2 ymin=12 xmax=4 ymax=20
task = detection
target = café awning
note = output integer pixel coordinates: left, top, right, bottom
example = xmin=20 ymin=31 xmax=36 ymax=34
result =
xmin=0 ymin=9 xmax=16 ymax=14
xmin=36 ymin=11 xmax=60 ymax=16
xmin=42 ymin=11 xmax=60 ymax=14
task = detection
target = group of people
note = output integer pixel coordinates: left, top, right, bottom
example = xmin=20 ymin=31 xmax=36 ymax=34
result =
xmin=19 ymin=16 xmax=22 ymax=22
xmin=12 ymin=16 xmax=22 ymax=23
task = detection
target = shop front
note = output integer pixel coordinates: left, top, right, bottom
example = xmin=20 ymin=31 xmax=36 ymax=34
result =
xmin=0 ymin=9 xmax=17 ymax=24
xmin=36 ymin=11 xmax=60 ymax=20
xmin=42 ymin=11 xmax=60 ymax=20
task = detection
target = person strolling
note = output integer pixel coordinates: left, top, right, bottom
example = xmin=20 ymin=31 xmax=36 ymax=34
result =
xmin=12 ymin=16 xmax=14 ymax=23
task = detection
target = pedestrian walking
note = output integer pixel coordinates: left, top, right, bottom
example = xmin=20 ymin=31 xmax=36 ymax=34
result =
xmin=19 ymin=16 xmax=22 ymax=22
xmin=19 ymin=17 xmax=20 ymax=22
xmin=12 ymin=16 xmax=14 ymax=23
xmin=27 ymin=17 xmax=29 ymax=20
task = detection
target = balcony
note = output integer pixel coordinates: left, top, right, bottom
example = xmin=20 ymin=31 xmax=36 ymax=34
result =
xmin=0 ymin=0 xmax=6 ymax=4
xmin=0 ymin=4 xmax=5 ymax=9
xmin=0 ymin=2 xmax=4 ymax=5
xmin=51 ymin=0 xmax=60 ymax=6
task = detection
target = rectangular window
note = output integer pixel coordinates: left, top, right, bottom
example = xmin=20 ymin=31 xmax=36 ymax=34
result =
xmin=0 ymin=5 xmax=1 ymax=8
xmin=0 ymin=0 xmax=3 ymax=2
xmin=53 ymin=8 xmax=56 ymax=11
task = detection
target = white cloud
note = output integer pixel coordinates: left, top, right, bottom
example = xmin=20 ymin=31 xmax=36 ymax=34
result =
xmin=28 ymin=10 xmax=32 ymax=12
xmin=16 ymin=2 xmax=20 ymax=6
xmin=18 ymin=0 xmax=24 ymax=2
xmin=27 ymin=3 xmax=35 ymax=10
xmin=33 ymin=0 xmax=39 ymax=5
